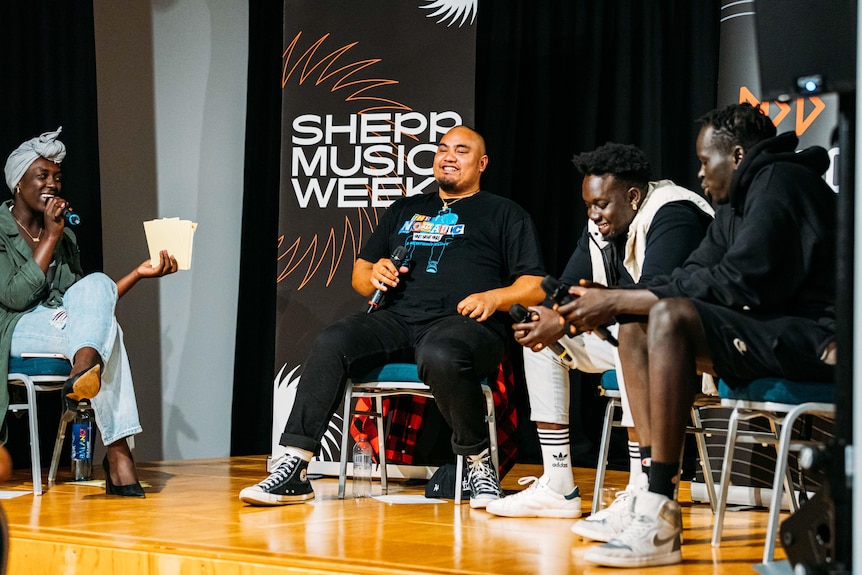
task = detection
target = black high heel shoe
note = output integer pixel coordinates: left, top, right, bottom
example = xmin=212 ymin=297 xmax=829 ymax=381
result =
xmin=102 ymin=456 xmax=146 ymax=498
xmin=63 ymin=363 xmax=102 ymax=411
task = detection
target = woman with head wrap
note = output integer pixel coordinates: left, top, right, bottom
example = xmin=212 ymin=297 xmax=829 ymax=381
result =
xmin=1 ymin=128 xmax=178 ymax=497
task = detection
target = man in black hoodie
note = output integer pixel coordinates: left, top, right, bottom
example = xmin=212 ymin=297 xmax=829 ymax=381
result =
xmin=557 ymin=103 xmax=837 ymax=568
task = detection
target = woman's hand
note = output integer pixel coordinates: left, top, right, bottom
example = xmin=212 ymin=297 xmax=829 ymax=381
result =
xmin=42 ymin=195 xmax=67 ymax=239
xmin=137 ymin=250 xmax=179 ymax=278
xmin=117 ymin=250 xmax=179 ymax=298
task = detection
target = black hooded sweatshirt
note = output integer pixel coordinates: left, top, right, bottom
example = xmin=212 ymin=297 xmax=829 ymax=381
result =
xmin=647 ymin=131 xmax=836 ymax=333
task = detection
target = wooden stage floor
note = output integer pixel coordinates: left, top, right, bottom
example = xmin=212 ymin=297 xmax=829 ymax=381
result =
xmin=1 ymin=456 xmax=788 ymax=574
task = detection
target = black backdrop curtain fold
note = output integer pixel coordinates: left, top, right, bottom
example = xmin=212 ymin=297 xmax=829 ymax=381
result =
xmin=231 ymin=0 xmax=721 ymax=456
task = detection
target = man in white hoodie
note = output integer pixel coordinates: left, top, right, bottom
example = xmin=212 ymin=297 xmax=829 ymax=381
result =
xmin=487 ymin=143 xmax=713 ymax=536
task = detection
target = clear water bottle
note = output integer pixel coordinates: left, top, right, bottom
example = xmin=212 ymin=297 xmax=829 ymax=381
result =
xmin=352 ymin=433 xmax=373 ymax=498
xmin=71 ymin=402 xmax=94 ymax=481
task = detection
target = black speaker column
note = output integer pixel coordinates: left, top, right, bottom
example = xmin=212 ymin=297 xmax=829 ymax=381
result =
xmin=755 ymin=2 xmax=856 ymax=572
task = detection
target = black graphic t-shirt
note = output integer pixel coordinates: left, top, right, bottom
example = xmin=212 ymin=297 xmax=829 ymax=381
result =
xmin=358 ymin=191 xmax=545 ymax=326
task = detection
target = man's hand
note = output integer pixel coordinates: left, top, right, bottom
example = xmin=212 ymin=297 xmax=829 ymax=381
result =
xmin=457 ymin=292 xmax=499 ymax=322
xmin=557 ymin=282 xmax=617 ymax=335
xmin=512 ymin=306 xmax=567 ymax=351
xmin=369 ymin=257 xmax=407 ymax=293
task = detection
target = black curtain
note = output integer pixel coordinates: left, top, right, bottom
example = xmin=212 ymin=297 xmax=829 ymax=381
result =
xmin=230 ymin=1 xmax=284 ymax=455
xmin=475 ymin=1 xmax=719 ymax=274
xmin=0 ymin=2 xmax=103 ymax=274
xmin=231 ymin=0 xmax=721 ymax=455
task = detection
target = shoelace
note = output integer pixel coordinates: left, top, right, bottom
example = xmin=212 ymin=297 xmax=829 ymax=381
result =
xmin=258 ymin=455 xmax=300 ymax=490
xmin=467 ymin=455 xmax=501 ymax=495
xmin=594 ymin=489 xmax=632 ymax=518
xmin=506 ymin=476 xmax=541 ymax=499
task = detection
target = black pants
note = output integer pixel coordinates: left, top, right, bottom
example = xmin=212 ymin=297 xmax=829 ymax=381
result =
xmin=279 ymin=310 xmax=504 ymax=456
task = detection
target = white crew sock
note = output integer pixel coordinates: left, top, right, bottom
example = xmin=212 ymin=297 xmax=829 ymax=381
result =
xmin=284 ymin=446 xmax=314 ymax=462
xmin=627 ymin=439 xmax=645 ymax=489
xmin=538 ymin=427 xmax=575 ymax=494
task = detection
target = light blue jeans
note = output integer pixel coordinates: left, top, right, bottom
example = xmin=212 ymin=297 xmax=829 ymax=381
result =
xmin=10 ymin=273 xmax=142 ymax=445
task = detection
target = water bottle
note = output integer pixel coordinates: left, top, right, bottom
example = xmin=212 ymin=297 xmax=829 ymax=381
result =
xmin=352 ymin=433 xmax=373 ymax=498
xmin=71 ymin=402 xmax=94 ymax=481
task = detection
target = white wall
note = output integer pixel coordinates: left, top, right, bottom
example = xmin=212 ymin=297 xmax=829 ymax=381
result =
xmin=93 ymin=0 xmax=247 ymax=461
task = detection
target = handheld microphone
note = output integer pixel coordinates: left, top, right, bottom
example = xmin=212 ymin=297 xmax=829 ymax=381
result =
xmin=541 ymin=275 xmax=618 ymax=347
xmin=366 ymin=245 xmax=409 ymax=313
xmin=62 ymin=206 xmax=81 ymax=227
xmin=510 ymin=303 xmax=574 ymax=365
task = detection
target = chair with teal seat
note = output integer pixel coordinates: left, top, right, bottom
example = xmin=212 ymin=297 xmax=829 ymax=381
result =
xmin=337 ymin=362 xmax=498 ymax=504
xmin=592 ymin=370 xmax=721 ymax=514
xmin=6 ymin=353 xmax=77 ymax=495
xmin=710 ymin=376 xmax=835 ymax=564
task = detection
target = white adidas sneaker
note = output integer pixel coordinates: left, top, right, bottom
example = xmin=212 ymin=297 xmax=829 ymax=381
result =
xmin=485 ymin=475 xmax=581 ymax=518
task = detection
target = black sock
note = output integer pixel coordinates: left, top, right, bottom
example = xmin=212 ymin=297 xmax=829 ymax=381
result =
xmin=648 ymin=460 xmax=678 ymax=499
xmin=639 ymin=446 xmax=652 ymax=476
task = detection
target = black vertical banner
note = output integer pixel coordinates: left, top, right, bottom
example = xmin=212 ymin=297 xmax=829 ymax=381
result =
xmin=273 ymin=1 xmax=477 ymax=471
xmin=717 ymin=1 xmax=839 ymax=188
xmin=693 ymin=0 xmax=849 ymax=546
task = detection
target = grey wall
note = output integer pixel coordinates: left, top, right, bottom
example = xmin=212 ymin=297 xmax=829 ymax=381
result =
xmin=93 ymin=0 xmax=247 ymax=461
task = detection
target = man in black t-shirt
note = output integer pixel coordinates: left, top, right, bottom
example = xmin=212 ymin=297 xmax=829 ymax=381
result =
xmin=239 ymin=126 xmax=546 ymax=509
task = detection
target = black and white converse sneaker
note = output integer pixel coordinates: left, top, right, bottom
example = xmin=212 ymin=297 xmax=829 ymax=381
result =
xmin=466 ymin=447 xmax=503 ymax=509
xmin=239 ymin=454 xmax=315 ymax=506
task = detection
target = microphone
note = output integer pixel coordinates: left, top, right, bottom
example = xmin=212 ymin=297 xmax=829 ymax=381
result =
xmin=62 ymin=206 xmax=81 ymax=227
xmin=510 ymin=303 xmax=574 ymax=366
xmin=366 ymin=245 xmax=409 ymax=313
xmin=541 ymin=275 xmax=618 ymax=347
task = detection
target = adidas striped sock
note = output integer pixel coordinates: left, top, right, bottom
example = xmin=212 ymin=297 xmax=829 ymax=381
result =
xmin=538 ymin=428 xmax=575 ymax=494
xmin=628 ymin=439 xmax=645 ymax=488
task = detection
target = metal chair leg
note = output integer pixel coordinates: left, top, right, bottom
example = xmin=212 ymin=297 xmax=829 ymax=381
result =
xmin=337 ymin=384 xmax=354 ymax=499
xmin=592 ymin=396 xmax=620 ymax=515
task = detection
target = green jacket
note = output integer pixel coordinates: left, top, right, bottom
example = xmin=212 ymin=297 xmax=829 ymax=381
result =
xmin=0 ymin=199 xmax=82 ymax=433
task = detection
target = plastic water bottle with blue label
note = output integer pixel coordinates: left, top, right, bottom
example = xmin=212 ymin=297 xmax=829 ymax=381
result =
xmin=71 ymin=402 xmax=94 ymax=481
xmin=352 ymin=433 xmax=373 ymax=498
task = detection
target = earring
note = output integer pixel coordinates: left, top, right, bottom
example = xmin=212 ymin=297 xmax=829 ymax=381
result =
xmin=631 ymin=201 xmax=638 ymax=211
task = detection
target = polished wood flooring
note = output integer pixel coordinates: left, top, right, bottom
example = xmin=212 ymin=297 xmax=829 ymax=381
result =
xmin=0 ymin=457 xmax=787 ymax=574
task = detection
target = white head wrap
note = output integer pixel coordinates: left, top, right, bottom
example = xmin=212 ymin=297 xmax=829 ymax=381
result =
xmin=4 ymin=127 xmax=66 ymax=193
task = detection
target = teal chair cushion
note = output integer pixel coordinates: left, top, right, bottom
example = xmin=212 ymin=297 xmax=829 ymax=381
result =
xmin=352 ymin=363 xmax=423 ymax=384
xmin=8 ymin=356 xmax=71 ymax=376
xmin=600 ymin=370 xmax=619 ymax=391
xmin=717 ymin=377 xmax=834 ymax=404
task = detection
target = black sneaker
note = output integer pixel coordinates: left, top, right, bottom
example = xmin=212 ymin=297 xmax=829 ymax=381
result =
xmin=239 ymin=454 xmax=315 ymax=506
xmin=466 ymin=447 xmax=503 ymax=509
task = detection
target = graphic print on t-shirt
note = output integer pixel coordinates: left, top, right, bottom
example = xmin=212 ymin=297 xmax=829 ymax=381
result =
xmin=397 ymin=207 xmax=465 ymax=273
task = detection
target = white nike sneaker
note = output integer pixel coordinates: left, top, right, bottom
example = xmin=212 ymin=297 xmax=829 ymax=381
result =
xmin=583 ymin=490 xmax=682 ymax=568
xmin=571 ymin=474 xmax=646 ymax=541
xmin=485 ymin=475 xmax=581 ymax=518
xmin=571 ymin=486 xmax=634 ymax=541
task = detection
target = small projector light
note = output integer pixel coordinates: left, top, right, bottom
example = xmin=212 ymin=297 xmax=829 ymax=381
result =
xmin=796 ymin=74 xmax=824 ymax=94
